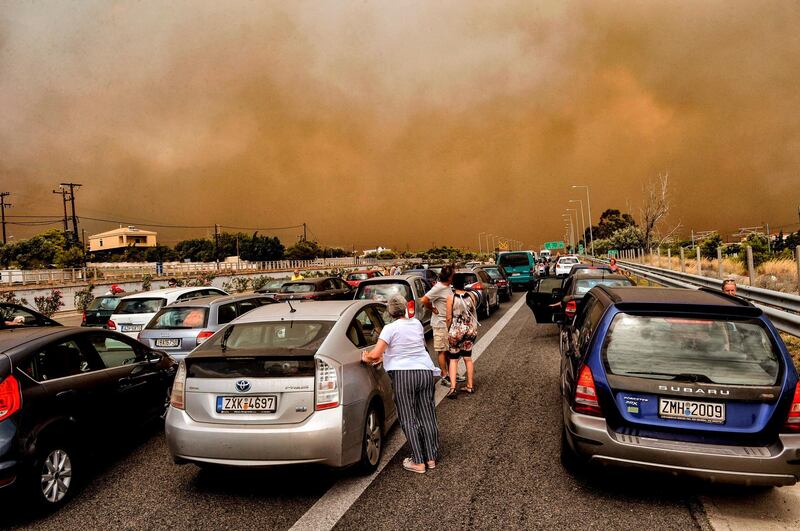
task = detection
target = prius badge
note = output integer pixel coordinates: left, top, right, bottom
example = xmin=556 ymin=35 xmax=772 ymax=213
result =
xmin=235 ymin=380 xmax=251 ymax=393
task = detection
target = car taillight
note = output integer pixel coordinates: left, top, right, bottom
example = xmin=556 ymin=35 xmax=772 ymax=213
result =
xmin=565 ymin=300 xmax=577 ymax=318
xmin=304 ymin=294 xmax=318 ymax=299
xmin=196 ymin=330 xmax=214 ymax=345
xmin=107 ymin=319 xmax=117 ymax=330
xmin=315 ymin=359 xmax=339 ymax=410
xmin=407 ymin=299 xmax=415 ymax=318
xmin=574 ymin=365 xmax=602 ymax=416
xmin=0 ymin=375 xmax=21 ymax=422
xmin=470 ymin=282 xmax=484 ymax=290
xmin=170 ymin=361 xmax=186 ymax=410
xmin=783 ymin=383 xmax=800 ymax=432
xmin=81 ymin=311 xmax=86 ymax=325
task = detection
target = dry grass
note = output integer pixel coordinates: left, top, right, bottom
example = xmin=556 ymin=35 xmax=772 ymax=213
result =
xmin=781 ymin=333 xmax=800 ymax=372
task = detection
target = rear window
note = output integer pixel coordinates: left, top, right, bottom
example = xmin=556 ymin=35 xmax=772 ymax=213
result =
xmin=559 ymin=257 xmax=579 ymax=265
xmin=148 ymin=307 xmax=208 ymax=329
xmin=114 ymin=298 xmax=166 ymax=314
xmin=88 ymin=297 xmax=121 ymax=311
xmin=499 ymin=253 xmax=531 ymax=267
xmin=188 ymin=358 xmax=315 ymax=378
xmin=348 ymin=273 xmax=369 ymax=281
xmin=453 ymin=273 xmax=478 ymax=288
xmin=196 ymin=321 xmax=334 ymax=352
xmin=484 ymin=268 xmax=502 ymax=279
xmin=603 ymin=315 xmax=781 ymax=386
xmin=280 ymin=283 xmax=315 ymax=293
xmin=356 ymin=281 xmax=412 ymax=302
xmin=575 ymin=278 xmax=632 ymax=295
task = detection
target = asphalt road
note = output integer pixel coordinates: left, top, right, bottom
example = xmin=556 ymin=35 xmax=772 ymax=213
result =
xmin=2 ymin=293 xmax=720 ymax=530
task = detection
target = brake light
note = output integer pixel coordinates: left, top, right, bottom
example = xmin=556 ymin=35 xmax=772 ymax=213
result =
xmin=407 ymin=299 xmax=415 ymax=318
xmin=565 ymin=300 xmax=577 ymax=318
xmin=196 ymin=330 xmax=214 ymax=345
xmin=783 ymin=383 xmax=800 ymax=432
xmin=170 ymin=361 xmax=186 ymax=410
xmin=81 ymin=311 xmax=86 ymax=325
xmin=574 ymin=365 xmax=602 ymax=416
xmin=471 ymin=282 xmax=484 ymax=290
xmin=0 ymin=375 xmax=21 ymax=421
xmin=315 ymin=359 xmax=339 ymax=410
xmin=107 ymin=319 xmax=117 ymax=330
xmin=304 ymin=293 xmax=318 ymax=299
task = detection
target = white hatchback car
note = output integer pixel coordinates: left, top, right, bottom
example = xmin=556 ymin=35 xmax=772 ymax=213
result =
xmin=554 ymin=256 xmax=580 ymax=276
xmin=108 ymin=287 xmax=227 ymax=338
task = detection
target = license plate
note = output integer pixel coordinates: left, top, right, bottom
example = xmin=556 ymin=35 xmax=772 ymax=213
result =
xmin=216 ymin=395 xmax=277 ymax=414
xmin=121 ymin=324 xmax=143 ymax=332
xmin=155 ymin=338 xmax=180 ymax=348
xmin=511 ymin=273 xmax=521 ymax=276
xmin=659 ymin=398 xmax=725 ymax=424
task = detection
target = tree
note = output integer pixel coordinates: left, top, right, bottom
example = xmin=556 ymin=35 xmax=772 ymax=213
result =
xmin=175 ymin=239 xmax=215 ymax=262
xmin=0 ymin=229 xmax=83 ymax=269
xmin=640 ymin=172 xmax=671 ymax=250
xmin=285 ymin=240 xmax=323 ymax=260
xmin=608 ymin=226 xmax=645 ymax=250
xmin=744 ymin=233 xmax=770 ymax=267
xmin=699 ymin=232 xmax=723 ymax=259
xmin=144 ymin=245 xmax=180 ymax=262
xmin=589 ymin=209 xmax=637 ymax=240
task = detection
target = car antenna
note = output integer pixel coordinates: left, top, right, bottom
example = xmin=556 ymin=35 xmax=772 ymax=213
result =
xmin=286 ymin=299 xmax=297 ymax=313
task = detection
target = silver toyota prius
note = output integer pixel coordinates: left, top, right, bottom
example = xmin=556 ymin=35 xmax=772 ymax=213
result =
xmin=165 ymin=300 xmax=398 ymax=472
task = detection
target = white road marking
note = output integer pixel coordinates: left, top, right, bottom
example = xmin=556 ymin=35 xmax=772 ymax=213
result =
xmin=289 ymin=295 xmax=528 ymax=531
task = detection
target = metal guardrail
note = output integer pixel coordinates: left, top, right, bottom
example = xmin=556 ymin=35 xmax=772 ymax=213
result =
xmin=594 ymin=258 xmax=800 ymax=337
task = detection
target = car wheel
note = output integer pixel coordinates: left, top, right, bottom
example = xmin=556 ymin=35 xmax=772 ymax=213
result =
xmin=27 ymin=443 xmax=76 ymax=509
xmin=357 ymin=405 xmax=383 ymax=474
xmin=160 ymin=386 xmax=172 ymax=420
xmin=493 ymin=293 xmax=500 ymax=310
xmin=483 ymin=301 xmax=491 ymax=319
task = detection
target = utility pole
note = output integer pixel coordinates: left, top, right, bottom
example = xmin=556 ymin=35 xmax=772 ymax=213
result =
xmin=214 ymin=223 xmax=220 ymax=267
xmin=53 ymin=187 xmax=70 ymax=235
xmin=0 ymin=192 xmax=10 ymax=245
xmin=60 ymin=182 xmax=81 ymax=243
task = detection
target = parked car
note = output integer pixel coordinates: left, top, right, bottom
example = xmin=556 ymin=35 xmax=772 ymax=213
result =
xmin=275 ymin=277 xmax=355 ymax=301
xmin=560 ymin=286 xmax=800 ymax=486
xmin=345 ymin=270 xmax=384 ymax=288
xmin=138 ymin=294 xmax=276 ymax=359
xmin=0 ymin=326 xmax=177 ymax=508
xmin=554 ymin=255 xmax=581 ymax=277
xmin=464 ymin=261 xmax=482 ymax=269
xmin=405 ymin=268 xmax=439 ymax=289
xmin=165 ymin=300 xmax=398 ymax=473
xmin=1 ymin=304 xmax=61 ymax=328
xmin=497 ymin=251 xmax=536 ymax=290
xmin=354 ymin=274 xmax=433 ymax=332
xmin=526 ymin=277 xmax=566 ymax=324
xmin=551 ymin=273 xmax=635 ymax=326
xmin=453 ymin=268 xmax=499 ymax=319
xmin=254 ymin=279 xmax=287 ymax=296
xmin=81 ymin=295 xmax=125 ymax=328
xmin=108 ymin=287 xmax=228 ymax=339
xmin=480 ymin=265 xmax=513 ymax=301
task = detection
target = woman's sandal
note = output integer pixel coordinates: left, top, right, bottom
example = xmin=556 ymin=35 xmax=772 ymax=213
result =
xmin=462 ymin=386 xmax=475 ymax=394
xmin=446 ymin=387 xmax=458 ymax=400
xmin=403 ymin=458 xmax=426 ymax=474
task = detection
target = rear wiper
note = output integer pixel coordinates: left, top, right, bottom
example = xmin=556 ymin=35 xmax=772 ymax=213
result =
xmin=220 ymin=326 xmax=234 ymax=352
xmin=625 ymin=371 xmax=714 ymax=384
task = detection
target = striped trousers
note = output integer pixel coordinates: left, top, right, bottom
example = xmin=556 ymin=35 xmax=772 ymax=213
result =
xmin=388 ymin=370 xmax=439 ymax=465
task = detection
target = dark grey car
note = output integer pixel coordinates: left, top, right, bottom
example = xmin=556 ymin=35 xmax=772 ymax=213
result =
xmin=138 ymin=294 xmax=276 ymax=359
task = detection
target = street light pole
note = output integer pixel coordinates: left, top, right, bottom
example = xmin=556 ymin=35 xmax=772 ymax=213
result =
xmin=569 ymin=199 xmax=586 ymax=253
xmin=566 ymin=208 xmax=579 ymax=252
xmin=573 ymin=185 xmax=594 ymax=256
xmin=478 ymin=232 xmax=485 ymax=254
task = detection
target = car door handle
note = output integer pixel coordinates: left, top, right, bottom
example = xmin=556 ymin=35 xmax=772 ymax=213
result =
xmin=56 ymin=389 xmax=77 ymax=400
xmin=118 ymin=377 xmax=133 ymax=387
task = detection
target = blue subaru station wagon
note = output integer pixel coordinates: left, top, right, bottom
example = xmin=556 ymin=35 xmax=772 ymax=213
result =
xmin=560 ymin=286 xmax=800 ymax=486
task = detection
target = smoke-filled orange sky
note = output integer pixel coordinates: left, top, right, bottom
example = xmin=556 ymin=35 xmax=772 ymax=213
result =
xmin=2 ymin=0 xmax=799 ymax=250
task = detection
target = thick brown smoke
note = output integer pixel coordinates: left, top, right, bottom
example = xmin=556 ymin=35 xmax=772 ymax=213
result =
xmin=1 ymin=0 xmax=799 ymax=249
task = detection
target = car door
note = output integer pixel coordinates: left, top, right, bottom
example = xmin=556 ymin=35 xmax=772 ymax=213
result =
xmin=333 ymin=278 xmax=354 ymax=300
xmin=85 ymin=331 xmax=166 ymax=423
xmin=478 ymin=270 xmax=498 ymax=306
xmin=525 ymin=277 xmax=564 ymax=323
xmin=357 ymin=306 xmax=396 ymax=422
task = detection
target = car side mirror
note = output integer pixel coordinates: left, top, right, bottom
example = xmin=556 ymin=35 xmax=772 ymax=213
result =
xmin=147 ymin=351 xmax=165 ymax=363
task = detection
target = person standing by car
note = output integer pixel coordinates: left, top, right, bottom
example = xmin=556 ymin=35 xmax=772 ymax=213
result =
xmin=421 ymin=265 xmax=456 ymax=386
xmin=291 ymin=269 xmax=305 ymax=281
xmin=608 ymin=258 xmax=620 ymax=273
xmin=362 ymin=294 xmax=440 ymax=473
xmin=445 ymin=277 xmax=479 ymax=399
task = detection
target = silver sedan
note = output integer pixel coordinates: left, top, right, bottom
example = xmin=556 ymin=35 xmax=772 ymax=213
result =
xmin=165 ymin=300 xmax=398 ymax=472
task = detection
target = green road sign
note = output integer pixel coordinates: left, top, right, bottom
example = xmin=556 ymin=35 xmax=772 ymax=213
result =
xmin=544 ymin=241 xmax=565 ymax=250
xmin=608 ymin=249 xmax=619 ymax=257
xmin=578 ymin=244 xmax=585 ymax=254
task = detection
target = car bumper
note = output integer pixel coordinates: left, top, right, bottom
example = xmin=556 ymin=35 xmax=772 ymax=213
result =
xmin=165 ymin=406 xmax=345 ymax=467
xmin=508 ymin=276 xmax=532 ymax=285
xmin=565 ymin=409 xmax=800 ymax=486
xmin=0 ymin=459 xmax=17 ymax=489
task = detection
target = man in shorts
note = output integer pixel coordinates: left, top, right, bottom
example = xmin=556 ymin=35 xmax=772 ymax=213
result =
xmin=422 ymin=265 xmax=459 ymax=386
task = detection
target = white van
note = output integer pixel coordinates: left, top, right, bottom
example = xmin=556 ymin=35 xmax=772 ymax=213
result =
xmin=109 ymin=287 xmax=227 ymax=338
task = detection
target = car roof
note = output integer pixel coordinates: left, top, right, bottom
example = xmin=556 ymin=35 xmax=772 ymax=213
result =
xmin=358 ymin=275 xmax=416 ymax=283
xmin=573 ymin=273 xmax=631 ymax=282
xmin=164 ymin=293 xmax=271 ymax=308
xmin=596 ymin=286 xmax=760 ymax=317
xmin=453 ymin=269 xmax=479 ymax=274
xmin=234 ymin=300 xmax=373 ymax=322
xmin=0 ymin=327 xmax=66 ymax=352
xmin=120 ymin=287 xmax=223 ymax=299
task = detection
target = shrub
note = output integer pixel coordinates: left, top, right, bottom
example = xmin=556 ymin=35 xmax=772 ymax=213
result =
xmin=141 ymin=274 xmax=152 ymax=291
xmin=1 ymin=291 xmax=29 ymax=306
xmin=34 ymin=289 xmax=64 ymax=317
xmin=223 ymin=276 xmax=251 ymax=293
xmin=74 ymin=283 xmax=96 ymax=311
xmin=250 ymin=275 xmax=271 ymax=292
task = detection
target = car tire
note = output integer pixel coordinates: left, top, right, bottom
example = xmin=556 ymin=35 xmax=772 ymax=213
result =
xmin=357 ymin=405 xmax=383 ymax=474
xmin=492 ymin=294 xmax=500 ymax=310
xmin=160 ymin=386 xmax=172 ymax=421
xmin=560 ymin=426 xmax=585 ymax=474
xmin=25 ymin=441 xmax=77 ymax=510
xmin=483 ymin=301 xmax=491 ymax=319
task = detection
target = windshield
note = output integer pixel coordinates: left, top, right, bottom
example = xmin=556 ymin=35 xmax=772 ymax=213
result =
xmin=356 ymin=281 xmax=412 ymax=302
xmin=197 ymin=321 xmax=334 ymax=352
xmin=348 ymin=273 xmax=369 ymax=281
xmin=87 ymin=296 xmax=121 ymax=311
xmin=575 ymin=278 xmax=632 ymax=295
xmin=114 ymin=298 xmax=166 ymax=314
xmin=603 ymin=314 xmax=780 ymax=386
xmin=499 ymin=253 xmax=531 ymax=267
xmin=280 ymin=283 xmax=315 ymax=293
xmin=148 ymin=307 xmax=208 ymax=329
xmin=264 ymin=280 xmax=285 ymax=291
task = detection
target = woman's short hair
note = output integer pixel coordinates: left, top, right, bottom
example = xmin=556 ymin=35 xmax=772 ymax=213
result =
xmin=386 ymin=294 xmax=407 ymax=318
xmin=439 ymin=265 xmax=454 ymax=282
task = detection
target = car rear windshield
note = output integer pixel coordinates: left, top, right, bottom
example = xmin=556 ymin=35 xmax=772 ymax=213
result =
xmin=196 ymin=321 xmax=334 ymax=352
xmin=280 ymin=283 xmax=315 ymax=293
xmin=559 ymin=257 xmax=579 ymax=264
xmin=264 ymin=280 xmax=285 ymax=290
xmin=575 ymin=278 xmax=632 ymax=295
xmin=188 ymin=358 xmax=315 ymax=378
xmin=603 ymin=314 xmax=781 ymax=386
xmin=356 ymin=281 xmax=412 ymax=302
xmin=499 ymin=253 xmax=531 ymax=267
xmin=114 ymin=298 xmax=166 ymax=314
xmin=348 ymin=273 xmax=369 ymax=281
xmin=148 ymin=307 xmax=208 ymax=329
xmin=454 ymin=273 xmax=478 ymax=285
xmin=87 ymin=296 xmax=121 ymax=311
